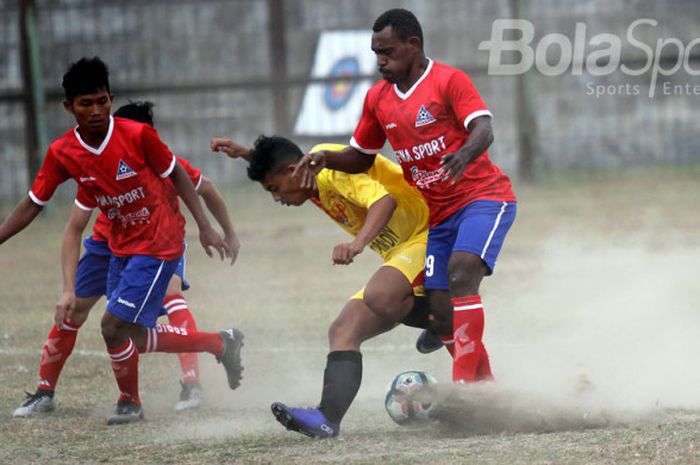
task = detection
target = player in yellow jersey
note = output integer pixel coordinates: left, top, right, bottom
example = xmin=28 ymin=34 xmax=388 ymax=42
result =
xmin=211 ymin=135 xmax=442 ymax=438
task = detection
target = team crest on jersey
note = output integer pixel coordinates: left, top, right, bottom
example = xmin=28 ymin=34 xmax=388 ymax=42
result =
xmin=116 ymin=160 xmax=137 ymax=181
xmin=415 ymin=105 xmax=436 ymax=127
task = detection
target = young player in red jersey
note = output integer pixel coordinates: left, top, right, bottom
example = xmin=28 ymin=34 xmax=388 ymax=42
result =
xmin=295 ymin=9 xmax=517 ymax=384
xmin=0 ymin=58 xmax=244 ymax=424
xmin=12 ymin=101 xmax=240 ymax=417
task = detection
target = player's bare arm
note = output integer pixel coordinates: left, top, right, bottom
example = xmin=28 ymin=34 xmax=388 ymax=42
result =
xmin=198 ymin=177 xmax=240 ymax=265
xmin=170 ymin=161 xmax=229 ymax=260
xmin=332 ymin=194 xmax=396 ymax=265
xmin=293 ymin=146 xmax=376 ymax=189
xmin=0 ymin=197 xmax=44 ymax=245
xmin=210 ymin=137 xmax=252 ymax=161
xmin=440 ymin=115 xmax=494 ymax=184
xmin=56 ymin=205 xmax=92 ymax=328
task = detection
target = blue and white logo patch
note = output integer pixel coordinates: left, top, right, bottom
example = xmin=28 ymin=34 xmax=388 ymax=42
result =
xmin=415 ymin=105 xmax=436 ymax=127
xmin=116 ymin=160 xmax=137 ymax=181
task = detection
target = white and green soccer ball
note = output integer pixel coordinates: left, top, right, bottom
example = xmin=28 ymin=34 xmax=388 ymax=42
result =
xmin=384 ymin=370 xmax=439 ymax=425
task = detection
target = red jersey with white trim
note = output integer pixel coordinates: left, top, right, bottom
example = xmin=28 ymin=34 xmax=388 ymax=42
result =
xmin=351 ymin=60 xmax=516 ymax=226
xmin=30 ymin=116 xmax=185 ymax=260
xmin=90 ymin=156 xmax=203 ymax=243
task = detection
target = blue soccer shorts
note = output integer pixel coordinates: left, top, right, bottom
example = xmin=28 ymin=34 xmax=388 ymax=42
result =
xmin=74 ymin=238 xmax=114 ymax=298
xmin=75 ymin=237 xmax=189 ymax=299
xmin=424 ymin=200 xmax=517 ymax=291
xmin=106 ymin=254 xmax=181 ymax=327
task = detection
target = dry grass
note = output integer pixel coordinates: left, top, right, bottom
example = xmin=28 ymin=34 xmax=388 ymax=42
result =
xmin=2 ymin=167 xmax=700 ymax=464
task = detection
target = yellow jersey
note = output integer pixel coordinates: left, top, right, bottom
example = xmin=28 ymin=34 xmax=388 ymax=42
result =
xmin=310 ymin=143 xmax=429 ymax=260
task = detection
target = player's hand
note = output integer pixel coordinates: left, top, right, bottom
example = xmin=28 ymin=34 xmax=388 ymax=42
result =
xmin=224 ymin=232 xmax=241 ymax=266
xmin=199 ymin=224 xmax=230 ymax=261
xmin=210 ymin=137 xmax=251 ymax=160
xmin=55 ymin=291 xmax=76 ymax=329
xmin=332 ymin=241 xmax=364 ymax=265
xmin=440 ymin=148 xmax=469 ymax=185
xmin=292 ymin=151 xmax=326 ymax=189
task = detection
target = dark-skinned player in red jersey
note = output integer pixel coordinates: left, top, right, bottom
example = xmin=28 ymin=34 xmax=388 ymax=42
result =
xmin=0 ymin=57 xmax=244 ymax=425
xmin=295 ymin=9 xmax=517 ymax=387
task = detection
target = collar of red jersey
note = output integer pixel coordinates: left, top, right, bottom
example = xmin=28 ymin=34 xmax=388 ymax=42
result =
xmin=393 ymin=58 xmax=434 ymax=101
xmin=73 ymin=115 xmax=114 ymax=155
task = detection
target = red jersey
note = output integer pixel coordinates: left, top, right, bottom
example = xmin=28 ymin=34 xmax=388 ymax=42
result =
xmin=30 ymin=116 xmax=185 ymax=260
xmin=90 ymin=156 xmax=203 ymax=243
xmin=351 ymin=59 xmax=516 ymax=226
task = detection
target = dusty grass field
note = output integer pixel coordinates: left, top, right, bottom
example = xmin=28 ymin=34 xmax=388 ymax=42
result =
xmin=1 ymin=166 xmax=700 ymax=464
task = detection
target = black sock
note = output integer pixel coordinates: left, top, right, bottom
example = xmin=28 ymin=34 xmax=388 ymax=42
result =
xmin=401 ymin=295 xmax=431 ymax=329
xmin=318 ymin=351 xmax=362 ymax=424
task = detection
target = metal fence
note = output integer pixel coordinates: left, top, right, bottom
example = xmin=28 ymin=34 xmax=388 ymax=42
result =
xmin=1 ymin=0 xmax=698 ymax=199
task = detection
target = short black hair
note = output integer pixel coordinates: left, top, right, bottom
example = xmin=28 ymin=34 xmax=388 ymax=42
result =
xmin=247 ymin=135 xmax=303 ymax=182
xmin=114 ymin=101 xmax=155 ymax=127
xmin=372 ymin=8 xmax=423 ymax=47
xmin=62 ymin=57 xmax=111 ymax=102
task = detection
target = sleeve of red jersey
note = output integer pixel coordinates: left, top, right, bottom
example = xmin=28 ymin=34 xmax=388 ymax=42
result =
xmin=350 ymin=92 xmax=386 ymax=155
xmin=74 ymin=186 xmax=96 ymax=211
xmin=28 ymin=147 xmax=70 ymax=206
xmin=447 ymin=69 xmax=493 ymax=130
xmin=141 ymin=125 xmax=177 ymax=178
xmin=175 ymin=157 xmax=203 ymax=190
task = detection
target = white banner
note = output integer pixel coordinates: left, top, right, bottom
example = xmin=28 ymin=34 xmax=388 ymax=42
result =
xmin=294 ymin=30 xmax=375 ymax=136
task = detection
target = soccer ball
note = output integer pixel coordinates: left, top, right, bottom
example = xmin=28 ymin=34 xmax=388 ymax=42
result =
xmin=384 ymin=370 xmax=438 ymax=425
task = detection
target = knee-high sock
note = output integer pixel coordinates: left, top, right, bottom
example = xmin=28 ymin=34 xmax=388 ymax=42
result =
xmin=319 ymin=351 xmax=362 ymax=425
xmin=108 ymin=339 xmax=140 ymax=404
xmin=164 ymin=295 xmax=200 ymax=383
xmin=452 ymin=295 xmax=490 ymax=383
xmin=36 ymin=320 xmax=81 ymax=392
xmin=476 ymin=346 xmax=494 ymax=381
xmin=142 ymin=324 xmax=223 ymax=357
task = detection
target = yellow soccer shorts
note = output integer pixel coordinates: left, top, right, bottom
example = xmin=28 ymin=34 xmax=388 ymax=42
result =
xmin=350 ymin=233 xmax=427 ymax=300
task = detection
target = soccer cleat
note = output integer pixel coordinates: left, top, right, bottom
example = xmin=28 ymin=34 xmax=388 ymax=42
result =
xmin=13 ymin=390 xmax=56 ymax=417
xmin=174 ymin=381 xmax=203 ymax=411
xmin=416 ymin=329 xmax=444 ymax=354
xmin=271 ymin=402 xmax=339 ymax=439
xmin=106 ymin=401 xmax=144 ymax=425
xmin=217 ymin=328 xmax=244 ymax=389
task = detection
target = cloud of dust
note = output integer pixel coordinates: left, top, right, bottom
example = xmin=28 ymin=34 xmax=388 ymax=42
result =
xmin=437 ymin=234 xmax=700 ymax=434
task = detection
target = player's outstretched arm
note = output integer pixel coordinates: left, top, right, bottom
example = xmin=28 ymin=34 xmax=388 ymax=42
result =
xmin=441 ymin=116 xmax=494 ymax=184
xmin=170 ymin=161 xmax=229 ymax=260
xmin=56 ymin=205 xmax=92 ymax=327
xmin=0 ymin=197 xmax=43 ymax=245
xmin=198 ymin=177 xmax=240 ymax=265
xmin=210 ymin=137 xmax=252 ymax=162
xmin=294 ymin=146 xmax=376 ymax=189
xmin=332 ymin=194 xmax=396 ymax=265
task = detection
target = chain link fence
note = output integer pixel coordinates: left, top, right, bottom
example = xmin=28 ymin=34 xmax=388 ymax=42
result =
xmin=0 ymin=0 xmax=698 ymax=199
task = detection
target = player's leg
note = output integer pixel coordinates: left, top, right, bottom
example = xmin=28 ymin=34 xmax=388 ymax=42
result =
xmin=14 ymin=244 xmax=108 ymax=417
xmin=100 ymin=254 xmax=180 ymax=424
xmin=115 ymin=255 xmax=243 ymax=394
xmin=365 ymin=238 xmax=444 ymax=354
xmin=161 ymin=264 xmax=203 ymax=411
xmin=424 ymin=220 xmax=460 ymax=359
xmin=445 ymin=200 xmax=517 ymax=383
xmin=446 ymin=251 xmax=489 ymax=381
xmin=321 ymin=297 xmax=396 ymax=419
xmin=272 ymin=297 xmax=395 ymax=438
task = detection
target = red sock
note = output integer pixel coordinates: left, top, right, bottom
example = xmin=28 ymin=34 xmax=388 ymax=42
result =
xmin=144 ymin=324 xmax=223 ymax=357
xmin=439 ymin=335 xmax=455 ymax=357
xmin=36 ymin=320 xmax=81 ymax=392
xmin=163 ymin=294 xmax=200 ymax=383
xmin=476 ymin=346 xmax=494 ymax=381
xmin=107 ymin=339 xmax=140 ymax=404
xmin=452 ymin=295 xmax=488 ymax=383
